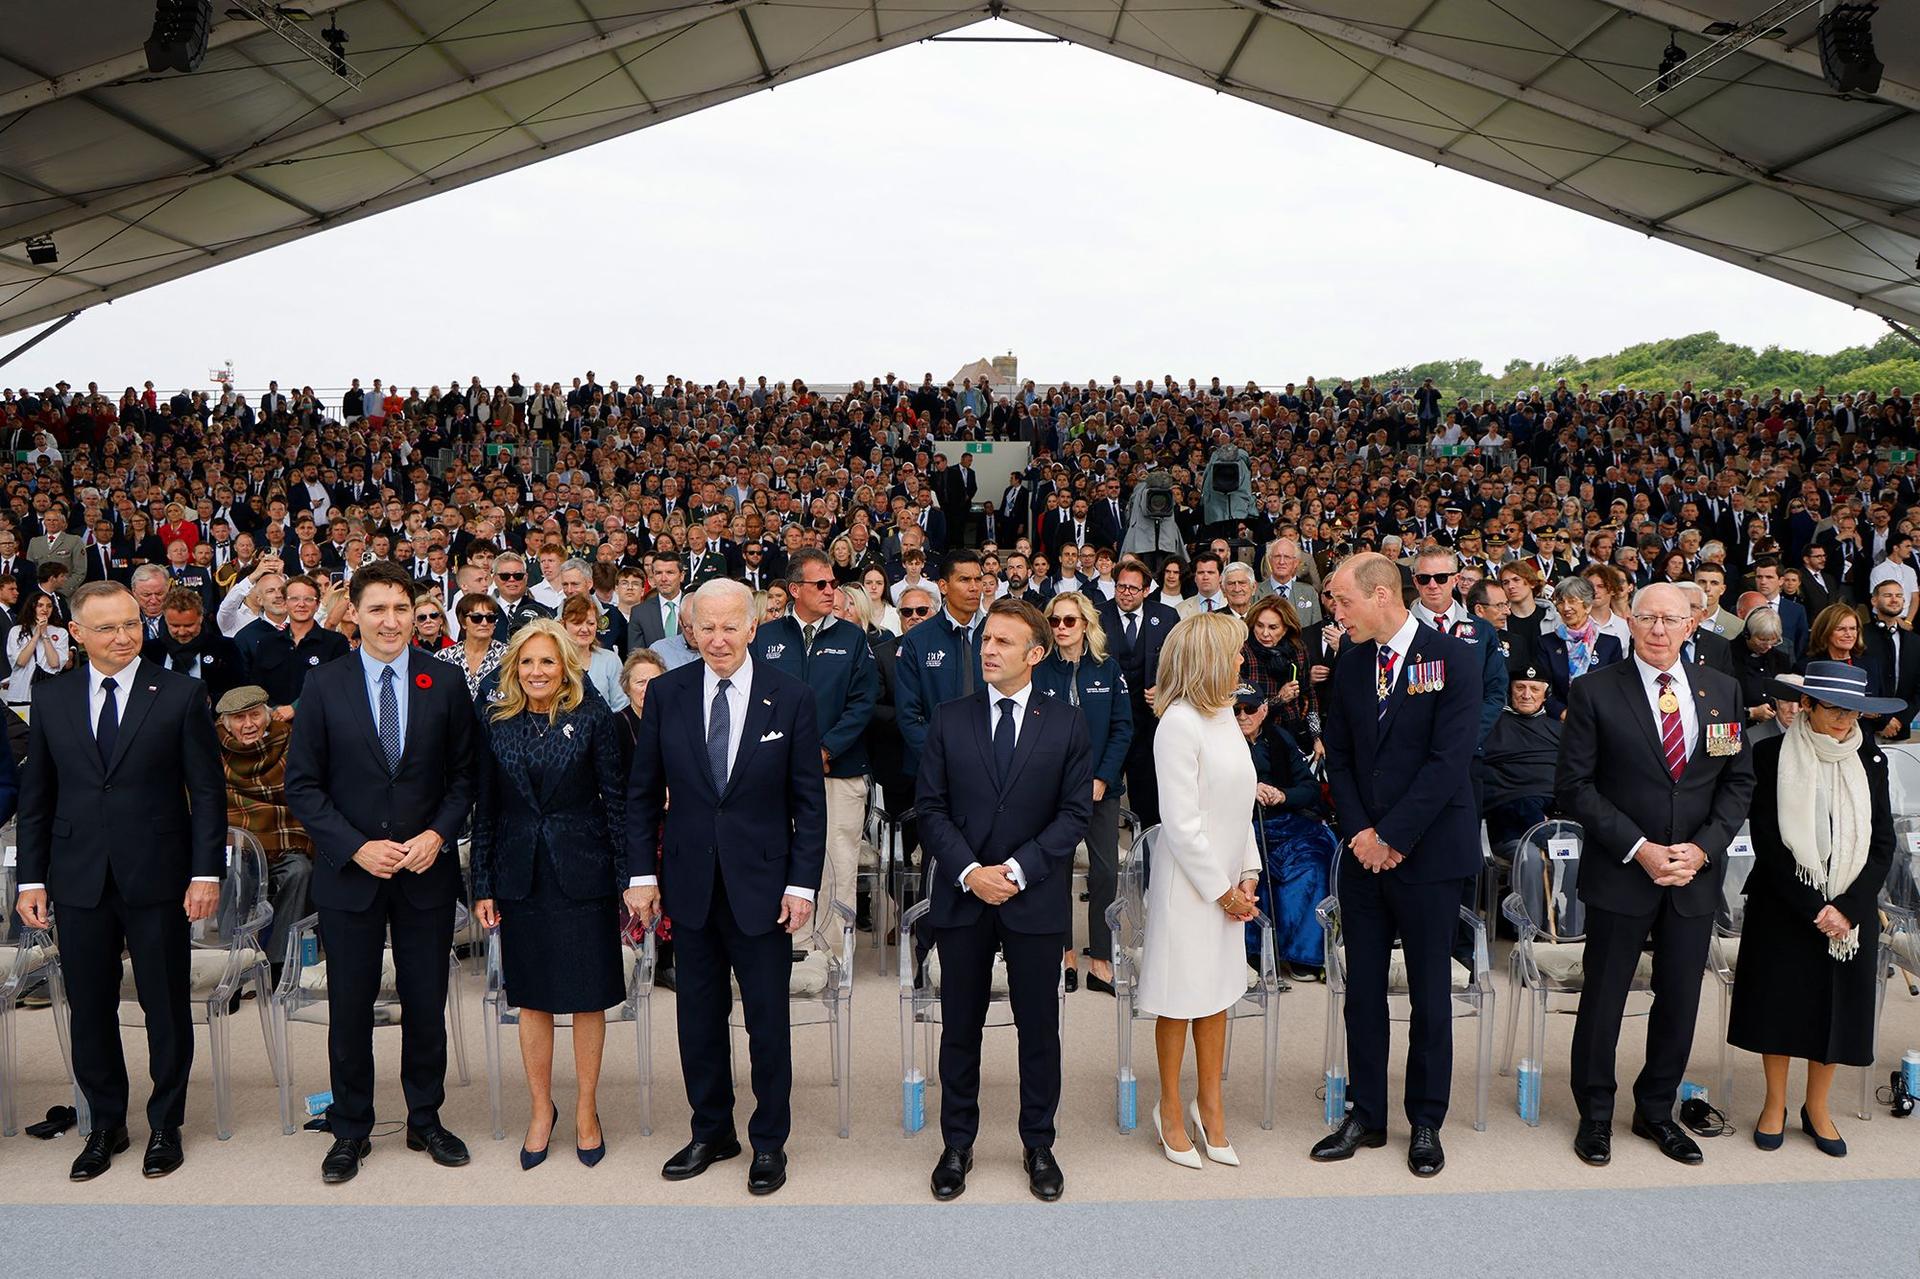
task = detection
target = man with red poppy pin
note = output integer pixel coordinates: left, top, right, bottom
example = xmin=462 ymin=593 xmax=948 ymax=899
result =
xmin=287 ymin=561 xmax=477 ymax=1185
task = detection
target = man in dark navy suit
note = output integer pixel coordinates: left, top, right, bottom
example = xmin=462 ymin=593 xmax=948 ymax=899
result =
xmin=1097 ymin=556 xmax=1177 ymax=825
xmin=913 ymin=597 xmax=1093 ymax=1203
xmin=626 ymin=578 xmax=826 ymax=1197
xmin=14 ymin=581 xmax=224 ymax=1181
xmin=1314 ymin=552 xmax=1480 ymax=1178
xmin=285 ymin=561 xmax=477 ymax=1185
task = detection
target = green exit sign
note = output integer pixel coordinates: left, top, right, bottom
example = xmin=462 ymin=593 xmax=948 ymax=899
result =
xmin=965 ymin=443 xmax=991 ymax=453
xmin=1891 ymin=449 xmax=1916 ymax=463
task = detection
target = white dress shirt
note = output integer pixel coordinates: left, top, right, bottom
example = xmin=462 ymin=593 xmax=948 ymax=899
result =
xmin=630 ymin=653 xmax=813 ymax=902
xmin=959 ymin=681 xmax=1034 ymax=894
xmin=22 ymin=659 xmax=217 ymax=890
xmin=1377 ymin=611 xmax=1421 ymax=694
xmin=1626 ymin=652 xmax=1697 ymax=861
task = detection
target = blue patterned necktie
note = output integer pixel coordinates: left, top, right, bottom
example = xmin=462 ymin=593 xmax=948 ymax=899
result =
xmin=377 ymin=665 xmax=401 ymax=774
xmin=707 ymin=677 xmax=732 ymax=792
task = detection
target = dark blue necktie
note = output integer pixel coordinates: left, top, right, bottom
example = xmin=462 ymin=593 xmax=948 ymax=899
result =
xmin=377 ymin=665 xmax=401 ymax=774
xmin=708 ymin=678 xmax=732 ymax=792
xmin=95 ymin=675 xmax=119 ymax=770
xmin=994 ymin=697 xmax=1016 ymax=786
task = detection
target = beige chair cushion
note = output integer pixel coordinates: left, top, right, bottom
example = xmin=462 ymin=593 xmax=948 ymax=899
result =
xmin=1891 ymin=930 xmax=1919 ymax=973
xmin=729 ymin=950 xmax=834 ymax=999
xmin=1386 ymin=947 xmax=1473 ymax=992
xmin=923 ymin=949 xmax=1013 ymax=997
xmin=858 ymin=840 xmax=880 ymax=871
xmin=110 ymin=948 xmax=266 ymax=1002
xmin=1530 ymin=939 xmax=1653 ymax=986
xmin=1709 ymin=935 xmax=1739 ymax=973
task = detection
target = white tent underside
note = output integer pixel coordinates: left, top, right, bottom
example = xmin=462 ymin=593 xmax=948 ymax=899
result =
xmin=1 ymin=0 xmax=1917 ymax=338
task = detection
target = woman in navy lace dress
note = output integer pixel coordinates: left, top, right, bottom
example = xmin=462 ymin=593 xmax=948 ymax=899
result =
xmin=472 ymin=619 xmax=627 ymax=1168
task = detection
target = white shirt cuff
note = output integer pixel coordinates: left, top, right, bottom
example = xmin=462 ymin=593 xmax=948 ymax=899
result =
xmin=628 ymin=875 xmax=657 ymax=887
xmin=1004 ymin=858 xmax=1026 ymax=890
xmin=959 ymin=860 xmax=981 ymax=891
xmin=17 ymin=882 xmax=42 ymax=891
xmin=783 ymin=886 xmax=815 ymax=903
xmin=1625 ymin=837 xmax=1643 ymax=864
xmin=190 ymin=877 xmax=219 ymax=883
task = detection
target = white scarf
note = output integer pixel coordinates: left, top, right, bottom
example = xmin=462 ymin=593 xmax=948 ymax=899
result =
xmin=1776 ymin=715 xmax=1870 ymax=960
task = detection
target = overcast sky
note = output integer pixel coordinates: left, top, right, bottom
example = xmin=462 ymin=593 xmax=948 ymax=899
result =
xmin=4 ymin=19 xmax=1893 ymax=397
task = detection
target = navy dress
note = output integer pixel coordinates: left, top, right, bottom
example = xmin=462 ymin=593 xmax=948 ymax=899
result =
xmin=472 ymin=696 xmax=628 ymax=1014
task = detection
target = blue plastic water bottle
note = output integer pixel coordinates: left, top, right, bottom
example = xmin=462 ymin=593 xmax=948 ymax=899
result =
xmin=301 ymin=934 xmax=319 ymax=966
xmin=1679 ymin=1079 xmax=1706 ymax=1105
xmin=903 ymin=1069 xmax=925 ymax=1133
xmin=1517 ymin=1059 xmax=1541 ymax=1124
xmin=1902 ymin=1050 xmax=1920 ymax=1096
xmin=304 ymin=1090 xmax=333 ymax=1118
xmin=1118 ymin=1067 xmax=1137 ymax=1131
xmin=1324 ymin=1067 xmax=1347 ymax=1126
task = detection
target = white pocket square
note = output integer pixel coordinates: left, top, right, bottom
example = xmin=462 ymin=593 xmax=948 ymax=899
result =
xmin=759 ymin=730 xmax=784 ymax=743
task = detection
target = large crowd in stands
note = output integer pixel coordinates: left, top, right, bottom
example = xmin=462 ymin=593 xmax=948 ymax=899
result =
xmin=2 ymin=364 xmax=1917 ymax=1188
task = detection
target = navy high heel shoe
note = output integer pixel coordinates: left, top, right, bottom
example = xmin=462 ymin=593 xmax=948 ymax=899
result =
xmin=577 ymin=1112 xmax=607 ymax=1168
xmin=1800 ymin=1106 xmax=1846 ymax=1158
xmin=521 ymin=1103 xmax=558 ymax=1171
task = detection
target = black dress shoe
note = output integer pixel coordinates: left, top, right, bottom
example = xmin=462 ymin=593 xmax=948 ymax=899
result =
xmin=1309 ymin=1114 xmax=1387 ymax=1162
xmin=656 ymin=966 xmax=677 ymax=992
xmin=661 ymin=1135 xmax=742 ymax=1181
xmin=68 ymin=1126 xmax=129 ymax=1181
xmin=1407 ymin=1126 xmax=1444 ymax=1178
xmin=1574 ymin=1119 xmax=1612 ymax=1166
xmin=930 ymin=1145 xmax=973 ymax=1201
xmin=1631 ymin=1113 xmax=1703 ymax=1165
xmin=406 ymin=1124 xmax=471 ymax=1167
xmin=747 ymin=1149 xmax=787 ymax=1196
xmin=321 ymin=1136 xmax=372 ymax=1184
xmin=1063 ymin=968 xmax=1079 ymax=994
xmin=143 ymin=1128 xmax=184 ymax=1178
xmin=1024 ymin=1146 xmax=1064 ymax=1201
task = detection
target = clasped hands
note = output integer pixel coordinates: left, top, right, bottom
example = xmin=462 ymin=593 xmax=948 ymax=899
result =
xmin=1634 ymin=840 xmax=1707 ymax=887
xmin=616 ymin=884 xmax=814 ymax=936
xmin=965 ymin=864 xmax=1020 ymax=906
xmin=352 ymin=830 xmax=444 ymax=880
xmin=1812 ymin=903 xmax=1853 ymax=941
xmin=1351 ymin=828 xmax=1403 ymax=873
xmin=1217 ymin=877 xmax=1259 ymax=922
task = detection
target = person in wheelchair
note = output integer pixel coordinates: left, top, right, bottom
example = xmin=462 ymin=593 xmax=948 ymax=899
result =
xmin=1477 ymin=666 xmax=1560 ymax=849
xmin=1235 ymin=685 xmax=1337 ymax=982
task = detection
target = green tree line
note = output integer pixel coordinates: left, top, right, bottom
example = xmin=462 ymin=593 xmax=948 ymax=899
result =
xmin=1352 ymin=330 xmax=1920 ymax=403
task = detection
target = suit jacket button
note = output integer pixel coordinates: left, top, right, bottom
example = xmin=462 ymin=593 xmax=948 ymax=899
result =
xmin=102 ymin=782 xmax=112 ymax=792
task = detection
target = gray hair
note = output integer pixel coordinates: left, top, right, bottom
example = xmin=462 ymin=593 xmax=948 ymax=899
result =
xmin=494 ymin=551 xmax=527 ymax=573
xmin=1745 ymin=607 xmax=1783 ymax=643
xmin=1222 ymin=562 xmax=1257 ymax=585
xmin=689 ymin=577 xmax=752 ymax=624
xmin=559 ymin=556 xmax=593 ymax=581
xmin=1551 ymin=575 xmax=1595 ymax=606
xmin=130 ymin=563 xmax=169 ymax=590
xmin=1673 ymin=580 xmax=1707 ymax=611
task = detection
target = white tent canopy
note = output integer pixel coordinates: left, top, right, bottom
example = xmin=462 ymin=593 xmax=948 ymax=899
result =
xmin=2 ymin=0 xmax=1917 ymax=338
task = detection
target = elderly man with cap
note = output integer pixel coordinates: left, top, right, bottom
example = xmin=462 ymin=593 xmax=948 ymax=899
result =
xmin=1477 ymin=665 xmax=1561 ymax=848
xmin=214 ymin=684 xmax=312 ymax=985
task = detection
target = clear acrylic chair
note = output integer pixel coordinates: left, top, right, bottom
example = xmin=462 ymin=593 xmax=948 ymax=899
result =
xmin=1106 ymin=823 xmax=1282 ymax=1134
xmin=1 ymin=834 xmax=81 ymax=1137
xmin=48 ymin=827 xmax=276 ymax=1141
xmin=1864 ymin=824 xmax=1920 ymax=1120
xmin=897 ymin=895 xmax=1067 ymax=1136
xmin=872 ymin=800 xmax=919 ymax=977
xmin=726 ymin=855 xmax=857 ymax=1139
xmin=1708 ymin=824 xmax=1756 ymax=1110
xmin=1318 ymin=850 xmax=1497 ymax=1132
xmin=1499 ymin=819 xmax=1653 ymax=1126
xmin=482 ymin=919 xmax=657 ymax=1141
xmin=271 ymin=900 xmax=472 ymax=1135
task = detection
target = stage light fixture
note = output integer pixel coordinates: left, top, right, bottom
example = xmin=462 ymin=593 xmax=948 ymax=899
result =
xmin=146 ymin=0 xmax=214 ymax=74
xmin=1655 ymin=29 xmax=1685 ymax=93
xmin=320 ymin=11 xmax=348 ymax=77
xmin=1817 ymin=3 xmax=1883 ymax=96
xmin=24 ymin=236 xmax=57 ymax=266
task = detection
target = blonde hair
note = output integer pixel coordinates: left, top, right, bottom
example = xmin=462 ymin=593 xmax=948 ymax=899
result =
xmin=490 ymin=618 xmax=586 ymax=724
xmin=1045 ymin=590 xmax=1109 ymax=663
xmin=1154 ymin=611 xmax=1247 ymax=717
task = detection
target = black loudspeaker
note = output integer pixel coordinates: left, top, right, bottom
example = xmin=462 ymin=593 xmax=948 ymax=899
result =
xmin=1817 ymin=3 xmax=1883 ymax=96
xmin=145 ymin=0 xmax=213 ymax=74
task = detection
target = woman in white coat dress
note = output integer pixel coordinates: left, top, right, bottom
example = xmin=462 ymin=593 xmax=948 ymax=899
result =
xmin=1137 ymin=612 xmax=1261 ymax=1169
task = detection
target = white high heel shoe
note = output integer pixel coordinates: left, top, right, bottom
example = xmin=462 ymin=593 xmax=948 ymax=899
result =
xmin=1189 ymin=1100 xmax=1240 ymax=1166
xmin=1154 ymin=1101 xmax=1203 ymax=1169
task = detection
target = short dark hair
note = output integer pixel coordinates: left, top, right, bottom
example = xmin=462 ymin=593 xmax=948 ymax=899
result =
xmin=786 ymin=547 xmax=831 ymax=585
xmin=987 ymin=596 xmax=1048 ymax=649
xmin=1692 ymin=563 xmax=1725 ymax=582
xmin=1751 ymin=554 xmax=1782 ymax=573
xmin=1113 ymin=556 xmax=1153 ymax=587
xmin=1466 ymin=579 xmax=1500 ymax=611
xmin=348 ymin=558 xmax=415 ymax=606
xmin=162 ymin=586 xmax=204 ymax=616
xmin=1191 ymin=550 xmax=1223 ymax=573
xmin=938 ymin=549 xmax=983 ymax=581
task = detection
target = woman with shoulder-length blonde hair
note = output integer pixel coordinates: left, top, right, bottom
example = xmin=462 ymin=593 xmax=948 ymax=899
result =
xmin=471 ymin=618 xmax=629 ymax=1171
xmin=1034 ymin=591 xmax=1132 ymax=993
xmin=1137 ymin=611 xmax=1261 ymax=1169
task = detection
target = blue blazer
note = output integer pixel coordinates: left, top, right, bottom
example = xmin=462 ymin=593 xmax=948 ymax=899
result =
xmin=1097 ymin=596 xmax=1178 ymax=716
xmin=1322 ymin=622 xmax=1481 ymax=883
xmin=753 ymin=614 xmax=878 ymax=778
xmin=1536 ymin=628 xmax=1626 ymax=720
xmin=1773 ymin=597 xmax=1810 ymax=663
xmin=894 ymin=613 xmax=981 ymax=775
xmin=914 ymin=688 xmax=1094 ymax=934
xmin=625 ymin=660 xmax=827 ymax=935
xmin=1435 ymin=614 xmax=1508 ymax=748
xmin=471 ymin=695 xmax=628 ymax=903
xmin=1032 ymin=651 xmax=1133 ymax=787
xmin=284 ymin=647 xmax=477 ymax=913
